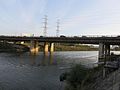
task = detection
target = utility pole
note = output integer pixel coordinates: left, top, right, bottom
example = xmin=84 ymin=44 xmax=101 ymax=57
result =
xmin=43 ymin=15 xmax=48 ymax=37
xmin=56 ymin=19 xmax=60 ymax=37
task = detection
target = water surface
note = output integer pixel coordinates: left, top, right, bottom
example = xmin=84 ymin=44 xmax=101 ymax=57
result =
xmin=0 ymin=51 xmax=98 ymax=90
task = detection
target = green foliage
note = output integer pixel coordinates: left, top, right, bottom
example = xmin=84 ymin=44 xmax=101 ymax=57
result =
xmin=65 ymin=64 xmax=89 ymax=90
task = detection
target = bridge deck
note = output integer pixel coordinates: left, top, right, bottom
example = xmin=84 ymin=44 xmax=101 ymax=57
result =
xmin=0 ymin=36 xmax=120 ymax=45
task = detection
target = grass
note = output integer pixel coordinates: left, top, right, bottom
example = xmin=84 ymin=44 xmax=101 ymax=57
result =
xmin=64 ymin=64 xmax=104 ymax=90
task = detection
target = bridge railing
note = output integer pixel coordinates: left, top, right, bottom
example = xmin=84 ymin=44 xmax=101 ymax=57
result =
xmin=0 ymin=35 xmax=119 ymax=38
xmin=46 ymin=35 xmax=119 ymax=37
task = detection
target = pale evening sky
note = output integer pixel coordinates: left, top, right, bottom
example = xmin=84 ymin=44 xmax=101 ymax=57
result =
xmin=0 ymin=0 xmax=120 ymax=36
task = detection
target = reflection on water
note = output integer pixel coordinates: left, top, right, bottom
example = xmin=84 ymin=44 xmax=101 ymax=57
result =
xmin=28 ymin=52 xmax=57 ymax=66
xmin=0 ymin=51 xmax=98 ymax=90
xmin=18 ymin=51 xmax=98 ymax=67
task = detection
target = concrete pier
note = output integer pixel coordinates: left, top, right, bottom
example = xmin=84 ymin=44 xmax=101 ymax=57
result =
xmin=44 ymin=42 xmax=49 ymax=55
xmin=99 ymin=43 xmax=110 ymax=62
xmin=50 ymin=43 xmax=54 ymax=53
xmin=104 ymin=44 xmax=110 ymax=62
xmin=30 ymin=40 xmax=39 ymax=53
xmin=105 ymin=44 xmax=110 ymax=56
xmin=99 ymin=43 xmax=105 ymax=59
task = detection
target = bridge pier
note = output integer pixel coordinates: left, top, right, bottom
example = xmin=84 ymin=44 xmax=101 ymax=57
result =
xmin=99 ymin=43 xmax=110 ymax=62
xmin=44 ymin=42 xmax=49 ymax=55
xmin=44 ymin=42 xmax=55 ymax=55
xmin=50 ymin=43 xmax=54 ymax=53
xmin=105 ymin=44 xmax=110 ymax=56
xmin=30 ymin=40 xmax=39 ymax=53
xmin=104 ymin=44 xmax=110 ymax=62
xmin=99 ymin=43 xmax=105 ymax=60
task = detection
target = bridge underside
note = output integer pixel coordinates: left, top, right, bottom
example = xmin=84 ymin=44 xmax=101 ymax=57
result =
xmin=0 ymin=36 xmax=120 ymax=62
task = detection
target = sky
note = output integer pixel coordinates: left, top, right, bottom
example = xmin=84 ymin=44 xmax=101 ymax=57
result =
xmin=0 ymin=0 xmax=120 ymax=36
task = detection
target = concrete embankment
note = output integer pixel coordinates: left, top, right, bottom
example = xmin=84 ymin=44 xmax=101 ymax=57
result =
xmin=91 ymin=69 xmax=120 ymax=90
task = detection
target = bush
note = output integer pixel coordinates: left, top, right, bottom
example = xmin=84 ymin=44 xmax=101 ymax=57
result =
xmin=65 ymin=64 xmax=89 ymax=90
xmin=65 ymin=64 xmax=104 ymax=90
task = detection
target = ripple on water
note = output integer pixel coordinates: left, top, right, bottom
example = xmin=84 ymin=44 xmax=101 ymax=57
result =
xmin=0 ymin=51 xmax=98 ymax=90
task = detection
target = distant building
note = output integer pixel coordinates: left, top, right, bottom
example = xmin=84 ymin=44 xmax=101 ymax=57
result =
xmin=21 ymin=33 xmax=34 ymax=37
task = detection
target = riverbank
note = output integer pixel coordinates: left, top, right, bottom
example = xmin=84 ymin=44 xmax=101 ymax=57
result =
xmin=54 ymin=44 xmax=98 ymax=51
xmin=2 ymin=42 xmax=120 ymax=52
xmin=62 ymin=64 xmax=104 ymax=90
xmin=63 ymin=54 xmax=120 ymax=90
xmin=87 ymin=67 xmax=120 ymax=90
xmin=0 ymin=42 xmax=29 ymax=52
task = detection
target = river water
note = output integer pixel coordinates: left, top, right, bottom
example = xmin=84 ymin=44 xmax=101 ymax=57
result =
xmin=0 ymin=51 xmax=99 ymax=90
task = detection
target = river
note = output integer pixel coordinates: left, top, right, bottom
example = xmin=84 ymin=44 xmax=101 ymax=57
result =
xmin=0 ymin=51 xmax=99 ymax=90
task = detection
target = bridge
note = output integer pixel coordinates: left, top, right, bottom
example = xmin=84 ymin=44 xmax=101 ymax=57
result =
xmin=0 ymin=36 xmax=120 ymax=61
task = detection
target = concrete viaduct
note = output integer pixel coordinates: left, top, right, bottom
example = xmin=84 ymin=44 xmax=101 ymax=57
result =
xmin=0 ymin=36 xmax=120 ymax=61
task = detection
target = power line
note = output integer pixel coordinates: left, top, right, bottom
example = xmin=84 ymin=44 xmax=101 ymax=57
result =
xmin=43 ymin=15 xmax=48 ymax=37
xmin=56 ymin=19 xmax=60 ymax=37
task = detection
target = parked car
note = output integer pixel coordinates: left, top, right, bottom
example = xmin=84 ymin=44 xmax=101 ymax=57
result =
xmin=82 ymin=36 xmax=87 ymax=38
xmin=74 ymin=36 xmax=79 ymax=38
xmin=60 ymin=35 xmax=66 ymax=37
xmin=40 ymin=36 xmax=44 ymax=38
